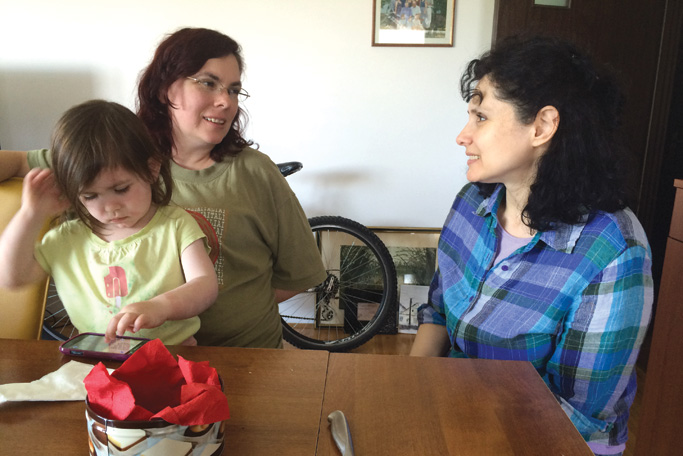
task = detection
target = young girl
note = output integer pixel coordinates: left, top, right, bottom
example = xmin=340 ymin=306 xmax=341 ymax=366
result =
xmin=0 ymin=100 xmax=218 ymax=345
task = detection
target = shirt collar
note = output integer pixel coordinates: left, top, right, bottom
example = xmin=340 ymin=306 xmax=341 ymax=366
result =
xmin=475 ymin=184 xmax=586 ymax=253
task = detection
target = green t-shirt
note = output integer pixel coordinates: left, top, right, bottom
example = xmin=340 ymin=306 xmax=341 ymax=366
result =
xmin=29 ymin=147 xmax=327 ymax=348
xmin=34 ymin=205 xmax=205 ymax=345
xmin=168 ymin=148 xmax=327 ymax=348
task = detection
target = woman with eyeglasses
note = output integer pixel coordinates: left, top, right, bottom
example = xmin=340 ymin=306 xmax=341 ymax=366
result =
xmin=1 ymin=28 xmax=327 ymax=348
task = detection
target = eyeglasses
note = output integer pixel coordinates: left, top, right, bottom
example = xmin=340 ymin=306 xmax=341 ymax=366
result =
xmin=186 ymin=76 xmax=250 ymax=102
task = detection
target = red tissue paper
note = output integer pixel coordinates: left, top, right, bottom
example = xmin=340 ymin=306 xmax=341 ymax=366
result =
xmin=84 ymin=339 xmax=230 ymax=425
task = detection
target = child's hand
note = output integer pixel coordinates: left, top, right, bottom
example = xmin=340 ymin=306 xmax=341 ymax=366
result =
xmin=22 ymin=168 xmax=70 ymax=219
xmin=104 ymin=301 xmax=167 ymax=343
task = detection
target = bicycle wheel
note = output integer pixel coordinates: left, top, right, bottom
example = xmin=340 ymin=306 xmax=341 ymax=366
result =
xmin=42 ymin=278 xmax=76 ymax=341
xmin=279 ymin=216 xmax=397 ymax=351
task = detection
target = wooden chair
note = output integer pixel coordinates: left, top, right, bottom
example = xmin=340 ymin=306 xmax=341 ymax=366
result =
xmin=0 ymin=177 xmax=50 ymax=339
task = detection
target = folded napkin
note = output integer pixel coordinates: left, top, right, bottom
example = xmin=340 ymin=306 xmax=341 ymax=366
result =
xmin=85 ymin=338 xmax=230 ymax=425
xmin=0 ymin=361 xmax=107 ymax=403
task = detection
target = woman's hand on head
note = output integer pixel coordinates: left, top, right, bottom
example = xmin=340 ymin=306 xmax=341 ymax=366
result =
xmin=22 ymin=168 xmax=70 ymax=219
xmin=104 ymin=301 xmax=167 ymax=343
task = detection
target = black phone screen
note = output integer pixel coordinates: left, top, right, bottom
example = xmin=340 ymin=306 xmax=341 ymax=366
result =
xmin=62 ymin=334 xmax=146 ymax=355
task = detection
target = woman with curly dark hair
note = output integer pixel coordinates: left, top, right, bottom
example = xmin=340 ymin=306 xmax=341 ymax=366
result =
xmin=410 ymin=35 xmax=652 ymax=456
xmin=15 ymin=28 xmax=327 ymax=349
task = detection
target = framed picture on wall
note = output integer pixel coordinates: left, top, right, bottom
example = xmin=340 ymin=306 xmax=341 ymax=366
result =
xmin=371 ymin=228 xmax=441 ymax=333
xmin=372 ymin=0 xmax=456 ymax=47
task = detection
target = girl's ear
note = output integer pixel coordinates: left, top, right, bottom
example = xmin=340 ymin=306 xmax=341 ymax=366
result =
xmin=148 ymin=158 xmax=162 ymax=180
xmin=532 ymin=106 xmax=560 ymax=148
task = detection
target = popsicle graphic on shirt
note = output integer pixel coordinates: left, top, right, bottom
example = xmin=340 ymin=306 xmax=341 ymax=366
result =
xmin=104 ymin=266 xmax=129 ymax=308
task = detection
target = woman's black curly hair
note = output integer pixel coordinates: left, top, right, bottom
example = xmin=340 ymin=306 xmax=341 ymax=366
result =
xmin=460 ymin=35 xmax=629 ymax=231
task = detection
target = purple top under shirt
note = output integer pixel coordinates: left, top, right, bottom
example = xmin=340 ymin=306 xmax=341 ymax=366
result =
xmin=494 ymin=224 xmax=533 ymax=265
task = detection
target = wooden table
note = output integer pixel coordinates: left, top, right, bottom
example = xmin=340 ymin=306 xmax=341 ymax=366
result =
xmin=0 ymin=339 xmax=329 ymax=455
xmin=317 ymin=353 xmax=593 ymax=455
xmin=0 ymin=339 xmax=592 ymax=455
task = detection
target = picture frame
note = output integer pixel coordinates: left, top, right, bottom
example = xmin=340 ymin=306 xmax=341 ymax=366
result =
xmin=297 ymin=227 xmax=440 ymax=334
xmin=371 ymin=228 xmax=441 ymax=333
xmin=372 ymin=0 xmax=456 ymax=47
xmin=309 ymin=230 xmax=393 ymax=329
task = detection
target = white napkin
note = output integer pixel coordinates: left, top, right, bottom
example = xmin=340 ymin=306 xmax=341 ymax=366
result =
xmin=0 ymin=360 xmax=110 ymax=403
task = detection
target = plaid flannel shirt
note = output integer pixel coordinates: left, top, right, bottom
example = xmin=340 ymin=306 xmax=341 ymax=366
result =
xmin=419 ymin=183 xmax=653 ymax=452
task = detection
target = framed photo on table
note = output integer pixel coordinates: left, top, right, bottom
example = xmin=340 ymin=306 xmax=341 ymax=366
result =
xmin=372 ymin=0 xmax=456 ymax=47
xmin=371 ymin=228 xmax=441 ymax=333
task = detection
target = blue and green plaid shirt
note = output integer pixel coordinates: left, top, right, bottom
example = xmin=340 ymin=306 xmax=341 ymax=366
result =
xmin=419 ymin=183 xmax=653 ymax=452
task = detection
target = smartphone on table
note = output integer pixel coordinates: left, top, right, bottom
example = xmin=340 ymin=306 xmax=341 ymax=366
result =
xmin=59 ymin=332 xmax=150 ymax=361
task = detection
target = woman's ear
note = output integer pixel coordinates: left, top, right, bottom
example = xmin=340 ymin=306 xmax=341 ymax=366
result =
xmin=532 ymin=106 xmax=560 ymax=147
xmin=158 ymin=87 xmax=169 ymax=105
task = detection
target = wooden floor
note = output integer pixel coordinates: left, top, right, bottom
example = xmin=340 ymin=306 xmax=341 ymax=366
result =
xmin=286 ymin=333 xmax=643 ymax=455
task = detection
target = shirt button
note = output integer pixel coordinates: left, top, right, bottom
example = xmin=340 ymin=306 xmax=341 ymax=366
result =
xmin=501 ymin=265 xmax=509 ymax=271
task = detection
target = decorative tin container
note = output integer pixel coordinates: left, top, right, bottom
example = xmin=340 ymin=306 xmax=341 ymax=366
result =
xmin=85 ymin=398 xmax=226 ymax=456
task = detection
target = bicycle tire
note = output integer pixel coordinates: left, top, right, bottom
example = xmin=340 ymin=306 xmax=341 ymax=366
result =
xmin=42 ymin=278 xmax=76 ymax=341
xmin=279 ymin=215 xmax=397 ymax=352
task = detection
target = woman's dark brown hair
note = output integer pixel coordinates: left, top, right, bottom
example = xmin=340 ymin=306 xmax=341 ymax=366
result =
xmin=137 ymin=27 xmax=253 ymax=162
